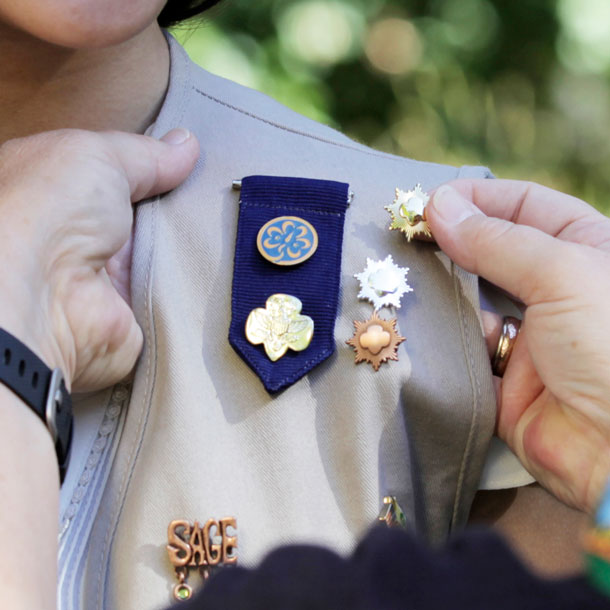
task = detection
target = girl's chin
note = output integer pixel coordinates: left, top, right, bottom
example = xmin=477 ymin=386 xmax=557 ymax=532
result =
xmin=0 ymin=0 xmax=166 ymax=49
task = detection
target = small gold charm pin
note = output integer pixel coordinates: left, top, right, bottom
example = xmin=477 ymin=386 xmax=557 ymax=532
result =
xmin=378 ymin=496 xmax=408 ymax=529
xmin=385 ymin=185 xmax=432 ymax=241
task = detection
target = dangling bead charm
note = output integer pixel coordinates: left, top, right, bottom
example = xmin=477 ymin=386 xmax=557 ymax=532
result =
xmin=173 ymin=568 xmax=193 ymax=602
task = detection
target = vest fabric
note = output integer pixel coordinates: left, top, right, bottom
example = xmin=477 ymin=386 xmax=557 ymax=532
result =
xmin=59 ymin=34 xmax=503 ymax=610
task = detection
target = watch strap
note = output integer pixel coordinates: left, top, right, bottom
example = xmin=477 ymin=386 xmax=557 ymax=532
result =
xmin=0 ymin=328 xmax=72 ymax=482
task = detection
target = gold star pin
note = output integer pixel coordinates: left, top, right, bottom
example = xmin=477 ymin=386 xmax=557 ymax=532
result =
xmin=385 ymin=185 xmax=432 ymax=241
xmin=346 ymin=312 xmax=405 ymax=371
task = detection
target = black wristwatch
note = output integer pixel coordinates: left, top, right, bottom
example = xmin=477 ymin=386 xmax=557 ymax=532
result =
xmin=0 ymin=328 xmax=72 ymax=483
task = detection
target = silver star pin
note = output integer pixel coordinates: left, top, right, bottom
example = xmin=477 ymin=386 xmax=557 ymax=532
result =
xmin=354 ymin=255 xmax=413 ymax=311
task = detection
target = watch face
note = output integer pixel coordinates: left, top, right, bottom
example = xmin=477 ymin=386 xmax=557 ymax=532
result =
xmin=49 ymin=371 xmax=73 ymax=484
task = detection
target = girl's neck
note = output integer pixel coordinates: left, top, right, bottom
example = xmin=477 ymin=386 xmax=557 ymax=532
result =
xmin=0 ymin=22 xmax=170 ymax=145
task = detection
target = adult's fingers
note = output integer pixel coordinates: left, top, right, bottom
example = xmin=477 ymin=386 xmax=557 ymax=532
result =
xmin=426 ymin=185 xmax=580 ymax=305
xmin=438 ymin=179 xmax=610 ymax=251
xmin=102 ymin=128 xmax=200 ymax=202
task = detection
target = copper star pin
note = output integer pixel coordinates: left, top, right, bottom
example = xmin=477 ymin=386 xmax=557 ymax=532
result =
xmin=346 ymin=312 xmax=405 ymax=371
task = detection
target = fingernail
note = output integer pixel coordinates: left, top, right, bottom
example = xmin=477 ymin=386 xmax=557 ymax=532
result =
xmin=432 ymin=185 xmax=480 ymax=224
xmin=161 ymin=128 xmax=191 ymax=146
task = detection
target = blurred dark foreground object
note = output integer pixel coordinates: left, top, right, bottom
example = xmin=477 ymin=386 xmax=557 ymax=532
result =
xmin=174 ymin=526 xmax=610 ymax=610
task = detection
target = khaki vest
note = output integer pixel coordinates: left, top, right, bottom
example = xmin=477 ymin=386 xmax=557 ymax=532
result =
xmin=59 ymin=35 xmax=503 ymax=610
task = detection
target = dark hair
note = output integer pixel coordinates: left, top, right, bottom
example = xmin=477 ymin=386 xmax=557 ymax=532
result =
xmin=158 ymin=0 xmax=223 ymax=27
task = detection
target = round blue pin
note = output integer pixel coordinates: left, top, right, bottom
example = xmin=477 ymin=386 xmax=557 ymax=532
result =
xmin=256 ymin=216 xmax=319 ymax=266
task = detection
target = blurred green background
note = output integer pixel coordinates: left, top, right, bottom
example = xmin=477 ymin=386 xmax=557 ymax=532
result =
xmin=172 ymin=0 xmax=610 ymax=214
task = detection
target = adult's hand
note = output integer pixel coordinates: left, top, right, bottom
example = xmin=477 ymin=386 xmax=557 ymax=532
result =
xmin=427 ymin=180 xmax=610 ymax=513
xmin=0 ymin=128 xmax=198 ymax=390
xmin=0 ymin=128 xmax=198 ymax=610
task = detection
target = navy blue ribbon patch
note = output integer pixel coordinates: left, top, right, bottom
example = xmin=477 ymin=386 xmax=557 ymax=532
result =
xmin=229 ymin=175 xmax=350 ymax=393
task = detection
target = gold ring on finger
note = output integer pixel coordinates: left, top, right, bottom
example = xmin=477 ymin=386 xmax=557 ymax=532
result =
xmin=492 ymin=316 xmax=521 ymax=377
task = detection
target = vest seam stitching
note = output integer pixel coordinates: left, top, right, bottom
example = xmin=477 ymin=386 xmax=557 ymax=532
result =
xmin=192 ymin=85 xmax=455 ymax=169
xmin=449 ymin=163 xmax=482 ymax=528
xmin=94 ymin=198 xmax=159 ymax=609
xmin=95 ymin=39 xmax=192 ymax=610
xmin=450 ymin=265 xmax=480 ymax=527
xmin=241 ymin=202 xmax=342 ymax=217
